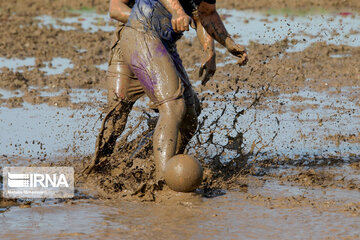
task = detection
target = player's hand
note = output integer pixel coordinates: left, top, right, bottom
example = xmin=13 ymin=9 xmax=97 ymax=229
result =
xmin=199 ymin=52 xmax=216 ymax=86
xmin=225 ymin=38 xmax=248 ymax=66
xmin=171 ymin=11 xmax=190 ymax=32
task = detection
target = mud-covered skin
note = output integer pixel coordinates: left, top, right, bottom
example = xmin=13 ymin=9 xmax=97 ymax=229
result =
xmin=117 ymin=26 xmax=199 ymax=178
xmin=194 ymin=10 xmax=216 ymax=86
xmin=157 ymin=0 xmax=247 ymax=65
xmin=118 ymin=0 xmax=248 ymax=181
xmin=88 ymin=0 xmax=217 ymax=175
xmin=198 ymin=2 xmax=248 ymax=65
xmin=159 ymin=0 xmax=191 ymax=32
xmin=84 ymin=0 xmax=140 ymax=172
xmin=86 ymin=0 xmax=204 ymax=173
xmin=109 ymin=0 xmax=134 ymax=24
xmin=91 ymin=29 xmax=201 ymax=173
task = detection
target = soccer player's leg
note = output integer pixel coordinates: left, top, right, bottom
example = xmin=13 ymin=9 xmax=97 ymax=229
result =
xmin=120 ymin=27 xmax=187 ymax=179
xmin=93 ymin=42 xmax=144 ymax=166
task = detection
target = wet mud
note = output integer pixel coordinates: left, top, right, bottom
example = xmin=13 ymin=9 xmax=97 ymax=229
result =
xmin=1 ymin=0 xmax=360 ymax=239
xmin=1 ymin=0 xmax=360 ymax=16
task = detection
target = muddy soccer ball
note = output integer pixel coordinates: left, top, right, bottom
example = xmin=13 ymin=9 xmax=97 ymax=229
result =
xmin=164 ymin=154 xmax=203 ymax=192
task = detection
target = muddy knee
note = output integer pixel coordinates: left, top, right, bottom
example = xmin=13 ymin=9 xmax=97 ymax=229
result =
xmin=158 ymin=98 xmax=186 ymax=123
xmin=107 ymin=77 xmax=128 ymax=104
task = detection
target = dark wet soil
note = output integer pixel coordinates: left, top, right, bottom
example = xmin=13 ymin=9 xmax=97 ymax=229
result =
xmin=1 ymin=0 xmax=360 ymax=16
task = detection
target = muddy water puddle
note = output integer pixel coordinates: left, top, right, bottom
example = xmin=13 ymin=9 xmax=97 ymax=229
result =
xmin=1 ymin=184 xmax=360 ymax=239
xmin=1 ymin=84 xmax=359 ymax=240
xmin=35 ymin=12 xmax=113 ymax=32
xmin=0 ymin=57 xmax=73 ymax=75
xmin=0 ymin=88 xmax=105 ymax=160
xmin=40 ymin=58 xmax=74 ymax=75
xmin=1 ymin=86 xmax=359 ymax=163
xmin=215 ymin=9 xmax=360 ymax=51
xmin=1 ymin=8 xmax=360 ymax=239
xmin=189 ymin=87 xmax=360 ymax=162
xmin=33 ymin=9 xmax=360 ymax=53
xmin=0 ymin=57 xmax=36 ymax=72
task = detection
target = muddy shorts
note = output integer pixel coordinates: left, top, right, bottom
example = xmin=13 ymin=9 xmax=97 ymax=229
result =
xmin=107 ymin=26 xmax=196 ymax=107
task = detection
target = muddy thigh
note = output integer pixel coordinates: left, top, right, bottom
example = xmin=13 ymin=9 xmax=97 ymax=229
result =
xmin=106 ymin=34 xmax=145 ymax=104
xmin=119 ymin=27 xmax=184 ymax=106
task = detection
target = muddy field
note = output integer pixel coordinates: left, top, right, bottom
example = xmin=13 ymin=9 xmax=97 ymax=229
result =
xmin=1 ymin=0 xmax=360 ymax=239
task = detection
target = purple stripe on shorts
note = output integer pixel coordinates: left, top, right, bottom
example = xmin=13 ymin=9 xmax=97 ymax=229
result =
xmin=130 ymin=51 xmax=156 ymax=95
xmin=154 ymin=41 xmax=168 ymax=57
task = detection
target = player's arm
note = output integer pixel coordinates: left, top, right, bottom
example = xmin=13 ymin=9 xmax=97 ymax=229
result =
xmin=158 ymin=0 xmax=190 ymax=32
xmin=193 ymin=14 xmax=216 ymax=86
xmin=109 ymin=0 xmax=132 ymax=23
xmin=198 ymin=2 xmax=247 ymax=65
